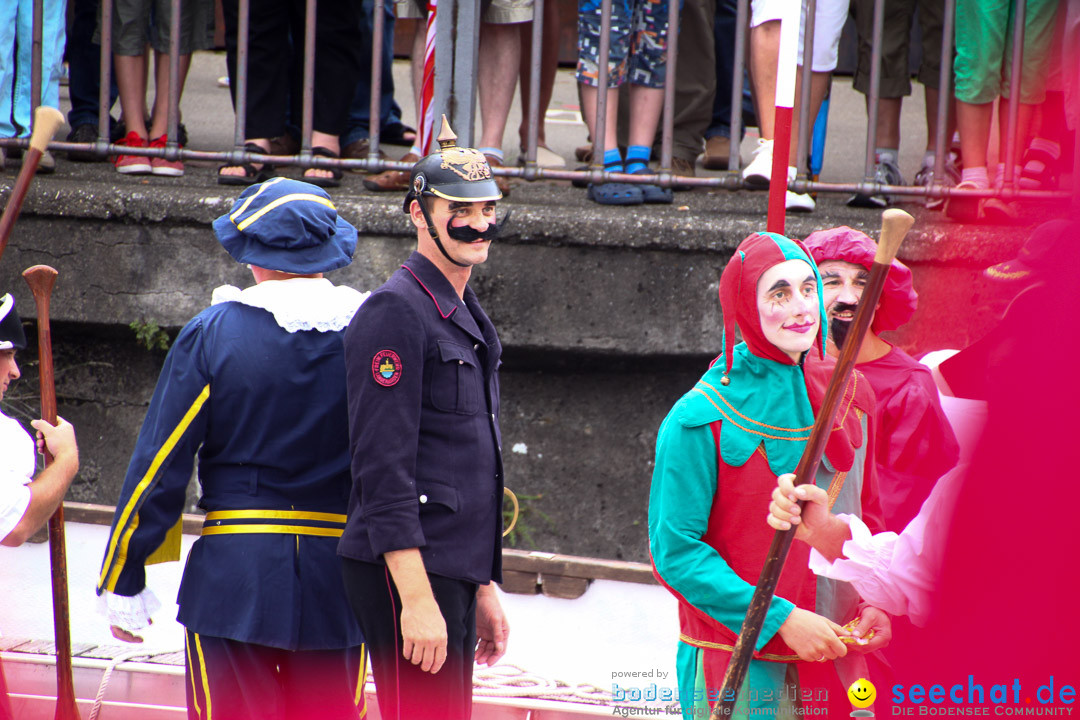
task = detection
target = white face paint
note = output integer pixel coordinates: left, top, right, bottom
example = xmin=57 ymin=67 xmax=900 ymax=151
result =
xmin=756 ymin=259 xmax=820 ymax=362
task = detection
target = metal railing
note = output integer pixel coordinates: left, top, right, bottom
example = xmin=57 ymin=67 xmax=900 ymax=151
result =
xmin=1 ymin=0 xmax=1075 ymax=205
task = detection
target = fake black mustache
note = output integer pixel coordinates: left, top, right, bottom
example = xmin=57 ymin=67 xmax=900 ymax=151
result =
xmin=829 ymin=302 xmax=859 ymax=350
xmin=445 ymin=210 xmax=513 ymax=243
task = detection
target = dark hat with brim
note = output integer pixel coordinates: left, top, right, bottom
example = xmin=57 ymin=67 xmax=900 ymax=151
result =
xmin=0 ymin=293 xmax=27 ymax=351
xmin=984 ymin=219 xmax=1078 ymax=284
xmin=213 ymin=177 xmax=358 ymax=274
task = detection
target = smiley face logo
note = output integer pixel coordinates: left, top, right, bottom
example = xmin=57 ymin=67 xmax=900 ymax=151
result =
xmin=847 ymin=678 xmax=876 ymax=709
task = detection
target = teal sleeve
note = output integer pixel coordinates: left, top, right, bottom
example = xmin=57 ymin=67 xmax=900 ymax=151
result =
xmin=648 ymin=413 xmax=794 ymax=650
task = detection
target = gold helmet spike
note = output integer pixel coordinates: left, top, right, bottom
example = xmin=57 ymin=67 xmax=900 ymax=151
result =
xmin=437 ymin=115 xmax=458 ymax=149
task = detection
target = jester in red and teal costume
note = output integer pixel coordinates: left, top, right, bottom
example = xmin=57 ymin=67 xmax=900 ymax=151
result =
xmin=649 ymin=232 xmax=889 ymax=719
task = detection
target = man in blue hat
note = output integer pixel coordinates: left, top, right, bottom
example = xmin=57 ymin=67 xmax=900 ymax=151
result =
xmin=97 ymin=178 xmax=370 ymax=720
xmin=338 ymin=120 xmax=510 ymax=720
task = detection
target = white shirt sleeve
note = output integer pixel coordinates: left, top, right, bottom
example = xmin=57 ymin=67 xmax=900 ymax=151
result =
xmin=0 ymin=413 xmax=36 ymax=541
xmin=807 ymin=463 xmax=968 ymax=627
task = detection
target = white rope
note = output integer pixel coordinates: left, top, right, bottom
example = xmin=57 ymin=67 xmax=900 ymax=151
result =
xmin=472 ymin=664 xmax=613 ymax=706
xmin=87 ymin=649 xmax=158 ymax=720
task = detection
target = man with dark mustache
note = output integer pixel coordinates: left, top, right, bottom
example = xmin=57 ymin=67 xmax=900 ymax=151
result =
xmin=803 ymin=227 xmax=958 ymax=533
xmin=338 ymin=118 xmax=510 ymax=720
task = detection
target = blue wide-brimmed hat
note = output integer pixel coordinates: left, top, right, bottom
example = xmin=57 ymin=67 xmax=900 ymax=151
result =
xmin=212 ymin=177 xmax=358 ymax=274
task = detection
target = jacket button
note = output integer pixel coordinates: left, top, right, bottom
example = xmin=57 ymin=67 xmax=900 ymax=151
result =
xmin=474 ymin=343 xmax=480 ymax=350
xmin=458 ymin=360 xmax=464 ymax=365
xmin=419 ymin=494 xmax=428 ymax=503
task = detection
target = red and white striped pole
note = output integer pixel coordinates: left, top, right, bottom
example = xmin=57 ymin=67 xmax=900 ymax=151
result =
xmin=766 ymin=3 xmax=800 ymax=234
xmin=418 ymin=0 xmax=438 ymax=155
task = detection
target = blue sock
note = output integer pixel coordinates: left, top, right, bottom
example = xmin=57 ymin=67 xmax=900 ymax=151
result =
xmin=603 ymin=148 xmax=623 ymax=173
xmin=626 ymin=145 xmax=650 ymax=174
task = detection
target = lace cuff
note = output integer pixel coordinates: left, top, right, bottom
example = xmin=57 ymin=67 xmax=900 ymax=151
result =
xmin=100 ymin=587 xmax=162 ymax=632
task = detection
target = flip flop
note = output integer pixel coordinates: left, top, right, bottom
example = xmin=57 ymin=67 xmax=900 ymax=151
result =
xmin=304 ymin=146 xmax=344 ymax=188
xmin=218 ymin=142 xmax=275 ymax=186
xmin=587 ymin=182 xmax=644 ymax=206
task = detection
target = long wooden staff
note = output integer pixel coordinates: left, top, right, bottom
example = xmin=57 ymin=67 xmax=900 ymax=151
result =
xmin=0 ymin=107 xmax=65 ymax=263
xmin=23 ymin=265 xmax=80 ymax=720
xmin=712 ymin=209 xmax=914 ymax=718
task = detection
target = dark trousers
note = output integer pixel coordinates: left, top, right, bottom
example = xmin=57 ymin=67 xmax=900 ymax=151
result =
xmin=222 ymin=0 xmax=364 ymax=139
xmin=341 ymin=558 xmax=478 ymax=720
xmin=184 ymin=628 xmax=366 ymax=720
xmin=342 ymin=0 xmax=405 ymax=146
xmin=65 ymin=0 xmax=118 ymax=130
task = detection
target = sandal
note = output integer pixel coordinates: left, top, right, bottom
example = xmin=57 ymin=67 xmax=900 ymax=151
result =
xmin=1019 ymin=146 xmax=1060 ymax=191
xmin=630 ymin=168 xmax=673 ymax=204
xmin=304 ymin=146 xmax=344 ymax=188
xmin=587 ymin=182 xmax=644 ymax=206
xmin=218 ymin=142 xmax=275 ymax=186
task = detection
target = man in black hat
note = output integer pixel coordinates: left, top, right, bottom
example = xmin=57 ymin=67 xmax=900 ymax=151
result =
xmin=97 ymin=179 xmax=370 ymax=720
xmin=0 ymin=292 xmax=79 ymax=548
xmin=1 ymin=292 xmax=79 ymax=720
xmin=338 ymin=119 xmax=510 ymax=720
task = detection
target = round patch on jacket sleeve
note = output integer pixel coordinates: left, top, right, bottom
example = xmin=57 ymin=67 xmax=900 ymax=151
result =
xmin=372 ymin=349 xmax=403 ymax=387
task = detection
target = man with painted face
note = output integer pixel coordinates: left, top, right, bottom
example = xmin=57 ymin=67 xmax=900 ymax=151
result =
xmin=338 ymin=117 xmax=510 ymax=720
xmin=649 ymin=232 xmax=889 ymax=720
xmin=804 ymin=227 xmax=958 ymax=532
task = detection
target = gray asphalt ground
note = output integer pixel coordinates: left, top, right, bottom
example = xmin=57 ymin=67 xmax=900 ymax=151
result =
xmin=53 ymin=48 xmax=966 ymax=188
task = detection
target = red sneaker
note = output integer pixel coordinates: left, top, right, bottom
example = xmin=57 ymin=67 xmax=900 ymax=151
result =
xmin=114 ymin=131 xmax=151 ymax=174
xmin=150 ymin=135 xmax=184 ymax=177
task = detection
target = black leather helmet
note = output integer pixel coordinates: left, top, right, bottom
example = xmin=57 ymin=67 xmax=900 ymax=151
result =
xmin=402 ymin=116 xmax=502 ymax=214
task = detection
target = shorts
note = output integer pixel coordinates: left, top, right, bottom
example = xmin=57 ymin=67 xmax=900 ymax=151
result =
xmin=750 ymin=0 xmax=847 ymax=73
xmin=852 ymin=0 xmax=945 ymax=97
xmin=576 ymin=0 xmax=671 ymax=89
xmin=395 ymin=0 xmax=533 ymax=24
xmin=953 ymin=0 xmax=1058 ymax=105
xmin=106 ymin=0 xmax=214 ymax=56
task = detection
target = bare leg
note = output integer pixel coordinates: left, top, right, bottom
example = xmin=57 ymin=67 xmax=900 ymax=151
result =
xmin=957 ymin=99 xmax=993 ymax=170
xmin=114 ymin=53 xmax=149 ymax=140
xmin=627 ymin=85 xmax=664 ymax=148
xmin=580 ymin=84 xmax=620 ymax=154
xmin=923 ymin=87 xmax=956 ymax=153
xmin=996 ymin=100 xmax=1034 ymax=172
xmin=866 ymin=96 xmax=902 ymax=151
xmin=148 ymin=50 xmax=192 ymax=140
xmin=478 ymin=22 xmax=522 ymax=151
xmin=788 ymin=70 xmax=830 ymax=162
xmin=518 ymin=0 xmax=560 ymax=150
xmin=748 ymin=20 xmax=780 ymax=140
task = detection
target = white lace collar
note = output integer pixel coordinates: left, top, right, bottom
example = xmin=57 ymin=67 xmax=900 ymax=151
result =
xmin=210 ymin=278 xmax=369 ymax=333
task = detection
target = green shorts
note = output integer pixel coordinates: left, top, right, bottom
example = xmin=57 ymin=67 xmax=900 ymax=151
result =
xmin=953 ymin=0 xmax=1058 ymax=105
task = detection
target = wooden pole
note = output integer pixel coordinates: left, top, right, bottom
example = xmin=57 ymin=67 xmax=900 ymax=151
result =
xmin=22 ymin=265 xmax=80 ymax=720
xmin=0 ymin=107 xmax=64 ymax=263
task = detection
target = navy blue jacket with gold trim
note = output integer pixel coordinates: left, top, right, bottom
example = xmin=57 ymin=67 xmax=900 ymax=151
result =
xmin=338 ymin=252 xmax=504 ymax=585
xmin=97 ymin=297 xmax=364 ymax=651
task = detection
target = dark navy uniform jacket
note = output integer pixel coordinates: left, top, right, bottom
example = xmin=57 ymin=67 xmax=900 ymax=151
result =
xmin=97 ymin=292 xmax=364 ymax=652
xmin=338 ymin=252 xmax=504 ymax=585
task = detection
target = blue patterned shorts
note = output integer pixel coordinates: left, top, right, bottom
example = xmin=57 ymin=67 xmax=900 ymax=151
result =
xmin=576 ymin=0 xmax=671 ymax=88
